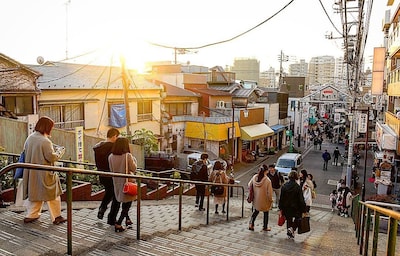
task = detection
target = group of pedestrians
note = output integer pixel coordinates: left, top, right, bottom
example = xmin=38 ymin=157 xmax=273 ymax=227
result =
xmin=190 ymin=153 xmax=233 ymax=214
xmin=247 ymin=163 xmax=317 ymax=240
xmin=20 ymin=120 xmax=137 ymax=233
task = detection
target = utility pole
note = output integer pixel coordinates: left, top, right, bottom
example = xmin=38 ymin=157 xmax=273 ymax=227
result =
xmin=120 ymin=56 xmax=131 ymax=136
xmin=277 ymin=50 xmax=288 ymax=91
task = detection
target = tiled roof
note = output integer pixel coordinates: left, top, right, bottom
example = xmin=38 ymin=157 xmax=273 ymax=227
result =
xmin=163 ymin=83 xmax=199 ymax=97
xmin=190 ymin=88 xmax=231 ymax=96
xmin=28 ymin=62 xmax=159 ymax=90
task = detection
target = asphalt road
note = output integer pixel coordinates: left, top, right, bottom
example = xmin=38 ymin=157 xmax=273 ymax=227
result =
xmin=234 ymin=140 xmax=377 ymax=199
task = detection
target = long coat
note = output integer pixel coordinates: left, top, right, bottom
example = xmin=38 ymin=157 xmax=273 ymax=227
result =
xmin=279 ymin=180 xmax=306 ymax=218
xmin=109 ymin=153 xmax=137 ymax=203
xmin=248 ymin=174 xmax=273 ymax=212
xmin=209 ymin=169 xmax=228 ymax=204
xmin=22 ymin=131 xmax=62 ymax=201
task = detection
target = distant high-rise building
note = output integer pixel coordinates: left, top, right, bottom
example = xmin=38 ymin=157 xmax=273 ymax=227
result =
xmin=259 ymin=67 xmax=277 ymax=88
xmin=334 ymin=57 xmax=348 ymax=90
xmin=231 ymin=58 xmax=260 ymax=84
xmin=308 ymin=56 xmax=335 ymax=85
xmin=289 ymin=59 xmax=308 ymax=77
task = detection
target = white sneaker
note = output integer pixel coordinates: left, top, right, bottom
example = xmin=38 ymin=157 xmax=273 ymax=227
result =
xmin=287 ymin=227 xmax=295 ymax=239
xmin=344 ymin=214 xmax=349 ymax=218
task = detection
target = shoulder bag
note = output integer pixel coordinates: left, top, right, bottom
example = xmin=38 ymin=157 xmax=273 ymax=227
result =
xmin=14 ymin=151 xmax=25 ymax=180
xmin=210 ymin=172 xmax=224 ymax=195
xmin=122 ymin=153 xmax=138 ymax=196
xmin=247 ymin=182 xmax=254 ymax=203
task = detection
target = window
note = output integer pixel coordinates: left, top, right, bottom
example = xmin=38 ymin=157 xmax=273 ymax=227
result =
xmin=164 ymin=103 xmax=191 ymax=116
xmin=138 ymin=101 xmax=152 ymax=121
xmin=2 ymin=96 xmax=33 ymax=116
xmin=40 ymin=103 xmax=84 ymax=130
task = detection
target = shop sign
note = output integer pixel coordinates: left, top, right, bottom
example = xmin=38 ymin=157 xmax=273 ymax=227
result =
xmin=358 ymin=113 xmax=368 ymax=133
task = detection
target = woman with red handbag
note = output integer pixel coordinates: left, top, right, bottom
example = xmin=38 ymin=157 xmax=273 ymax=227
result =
xmin=108 ymin=137 xmax=137 ymax=232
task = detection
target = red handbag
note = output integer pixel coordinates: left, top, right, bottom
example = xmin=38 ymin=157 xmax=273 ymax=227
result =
xmin=123 ymin=182 xmax=137 ymax=196
xmin=278 ymin=211 xmax=286 ymax=226
xmin=122 ymin=153 xmax=137 ymax=196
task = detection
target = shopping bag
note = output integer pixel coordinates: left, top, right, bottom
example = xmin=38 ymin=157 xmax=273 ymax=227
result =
xmin=297 ymin=216 xmax=310 ymax=234
xmin=246 ymin=183 xmax=254 ymax=203
xmin=278 ymin=211 xmax=286 ymax=226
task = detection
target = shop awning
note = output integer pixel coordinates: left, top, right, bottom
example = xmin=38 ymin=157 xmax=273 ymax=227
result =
xmin=185 ymin=121 xmax=240 ymax=141
xmin=240 ymin=123 xmax=274 ymax=141
xmin=270 ymin=124 xmax=286 ymax=133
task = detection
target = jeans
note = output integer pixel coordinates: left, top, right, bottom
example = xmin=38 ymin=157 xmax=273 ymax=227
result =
xmin=323 ymin=160 xmax=328 ymax=170
xmin=195 ymin=184 xmax=206 ymax=209
xmin=249 ymin=209 xmax=269 ymax=229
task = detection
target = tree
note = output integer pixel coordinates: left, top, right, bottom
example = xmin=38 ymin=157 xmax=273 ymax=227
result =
xmin=123 ymin=128 xmax=158 ymax=156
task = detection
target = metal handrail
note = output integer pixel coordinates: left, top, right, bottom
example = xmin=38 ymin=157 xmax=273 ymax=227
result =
xmin=0 ymin=162 xmax=245 ymax=256
xmin=353 ymin=197 xmax=399 ymax=256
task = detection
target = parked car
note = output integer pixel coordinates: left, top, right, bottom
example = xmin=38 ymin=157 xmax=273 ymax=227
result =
xmin=275 ymin=153 xmax=303 ymax=181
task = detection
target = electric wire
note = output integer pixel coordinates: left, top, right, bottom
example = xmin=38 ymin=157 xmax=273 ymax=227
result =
xmin=148 ymin=0 xmax=295 ymax=50
xmin=318 ymin=0 xmax=343 ymax=36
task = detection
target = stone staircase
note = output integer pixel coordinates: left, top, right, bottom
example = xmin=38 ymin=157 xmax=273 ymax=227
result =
xmin=0 ymin=196 xmax=388 ymax=256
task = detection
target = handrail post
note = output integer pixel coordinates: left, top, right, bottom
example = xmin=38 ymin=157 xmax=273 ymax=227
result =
xmin=136 ymin=177 xmax=141 ymax=240
xmin=359 ymin=204 xmax=366 ymax=254
xmin=226 ymin=184 xmax=230 ymax=221
xmin=66 ymin=171 xmax=73 ymax=256
xmin=364 ymin=207 xmax=372 ymax=255
xmin=241 ymin=186 xmax=244 ymax=218
xmin=178 ymin=181 xmax=183 ymax=231
xmin=372 ymin=211 xmax=380 ymax=256
xmin=387 ymin=217 xmax=398 ymax=255
xmin=206 ymin=185 xmax=210 ymax=225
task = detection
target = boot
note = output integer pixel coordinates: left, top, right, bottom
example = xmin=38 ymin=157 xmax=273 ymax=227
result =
xmin=222 ymin=203 xmax=226 ymax=214
xmin=215 ymin=205 xmax=219 ymax=214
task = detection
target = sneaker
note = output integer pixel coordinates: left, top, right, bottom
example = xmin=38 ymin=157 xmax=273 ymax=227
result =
xmin=287 ymin=227 xmax=294 ymax=239
xmin=344 ymin=214 xmax=349 ymax=218
xmin=97 ymin=210 xmax=105 ymax=220
xmin=195 ymin=204 xmax=199 ymax=207
xmin=215 ymin=211 xmax=219 ymax=214
xmin=340 ymin=213 xmax=345 ymax=217
xmin=199 ymin=208 xmax=205 ymax=211
xmin=222 ymin=210 xmax=226 ymax=214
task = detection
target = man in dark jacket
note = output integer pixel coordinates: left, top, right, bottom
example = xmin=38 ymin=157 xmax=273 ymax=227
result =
xmin=93 ymin=128 xmax=119 ymax=223
xmin=322 ymin=150 xmax=331 ymax=170
xmin=191 ymin=153 xmax=209 ymax=211
xmin=279 ymin=170 xmax=306 ymax=239
xmin=266 ymin=164 xmax=284 ymax=208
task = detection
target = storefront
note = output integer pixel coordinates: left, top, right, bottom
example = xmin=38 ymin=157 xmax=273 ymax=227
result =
xmin=270 ymin=124 xmax=286 ymax=151
xmin=373 ymin=122 xmax=398 ymax=195
xmin=240 ymin=123 xmax=274 ymax=162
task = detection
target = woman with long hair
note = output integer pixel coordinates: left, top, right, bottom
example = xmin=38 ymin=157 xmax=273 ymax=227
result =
xmin=209 ymin=161 xmax=228 ymax=214
xmin=248 ymin=166 xmax=273 ymax=231
xmin=108 ymin=137 xmax=137 ymax=232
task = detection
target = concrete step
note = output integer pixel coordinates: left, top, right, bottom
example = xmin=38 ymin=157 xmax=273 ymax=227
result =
xmin=82 ymin=206 xmax=360 ymax=256
xmin=0 ymin=196 xmax=367 ymax=255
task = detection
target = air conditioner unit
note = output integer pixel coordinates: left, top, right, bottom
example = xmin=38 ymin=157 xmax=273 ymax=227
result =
xmin=216 ymin=101 xmax=225 ymax=109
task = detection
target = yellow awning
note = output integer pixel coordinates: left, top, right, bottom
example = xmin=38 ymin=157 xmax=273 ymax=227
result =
xmin=240 ymin=123 xmax=274 ymax=141
xmin=185 ymin=121 xmax=240 ymax=141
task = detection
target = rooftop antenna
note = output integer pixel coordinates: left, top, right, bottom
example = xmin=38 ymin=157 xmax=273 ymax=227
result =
xmin=65 ymin=0 xmax=71 ymax=60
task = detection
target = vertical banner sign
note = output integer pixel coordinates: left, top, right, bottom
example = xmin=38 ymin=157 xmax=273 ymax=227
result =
xmin=358 ymin=113 xmax=368 ymax=133
xmin=27 ymin=114 xmax=39 ymax=135
xmin=334 ymin=113 xmax=341 ymax=123
xmin=75 ymin=126 xmax=84 ymax=162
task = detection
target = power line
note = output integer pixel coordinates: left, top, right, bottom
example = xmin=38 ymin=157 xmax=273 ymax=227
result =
xmin=148 ymin=0 xmax=295 ymax=51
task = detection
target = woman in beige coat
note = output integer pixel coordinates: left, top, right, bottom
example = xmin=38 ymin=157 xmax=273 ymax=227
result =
xmin=108 ymin=137 xmax=137 ymax=232
xmin=248 ymin=165 xmax=273 ymax=231
xmin=209 ymin=161 xmax=228 ymax=214
xmin=22 ymin=116 xmax=66 ymax=225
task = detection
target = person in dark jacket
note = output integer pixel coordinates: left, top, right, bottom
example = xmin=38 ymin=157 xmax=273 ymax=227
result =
xmin=93 ymin=128 xmax=120 ymax=224
xmin=279 ymin=170 xmax=307 ymax=239
xmin=191 ymin=153 xmax=209 ymax=211
xmin=266 ymin=164 xmax=284 ymax=208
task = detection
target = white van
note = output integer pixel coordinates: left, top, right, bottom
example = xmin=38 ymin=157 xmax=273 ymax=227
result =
xmin=275 ymin=153 xmax=303 ymax=181
xmin=186 ymin=153 xmax=213 ymax=176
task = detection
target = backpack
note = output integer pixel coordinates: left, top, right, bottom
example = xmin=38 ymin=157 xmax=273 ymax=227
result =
xmin=327 ymin=153 xmax=331 ymax=160
xmin=190 ymin=161 xmax=203 ymax=181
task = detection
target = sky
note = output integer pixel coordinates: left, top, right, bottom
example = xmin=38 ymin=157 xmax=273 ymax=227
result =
xmin=0 ymin=0 xmax=389 ymax=72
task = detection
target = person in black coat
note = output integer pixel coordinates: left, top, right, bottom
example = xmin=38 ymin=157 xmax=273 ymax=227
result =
xmin=93 ymin=128 xmax=120 ymax=224
xmin=279 ymin=170 xmax=307 ymax=239
xmin=190 ymin=153 xmax=209 ymax=211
